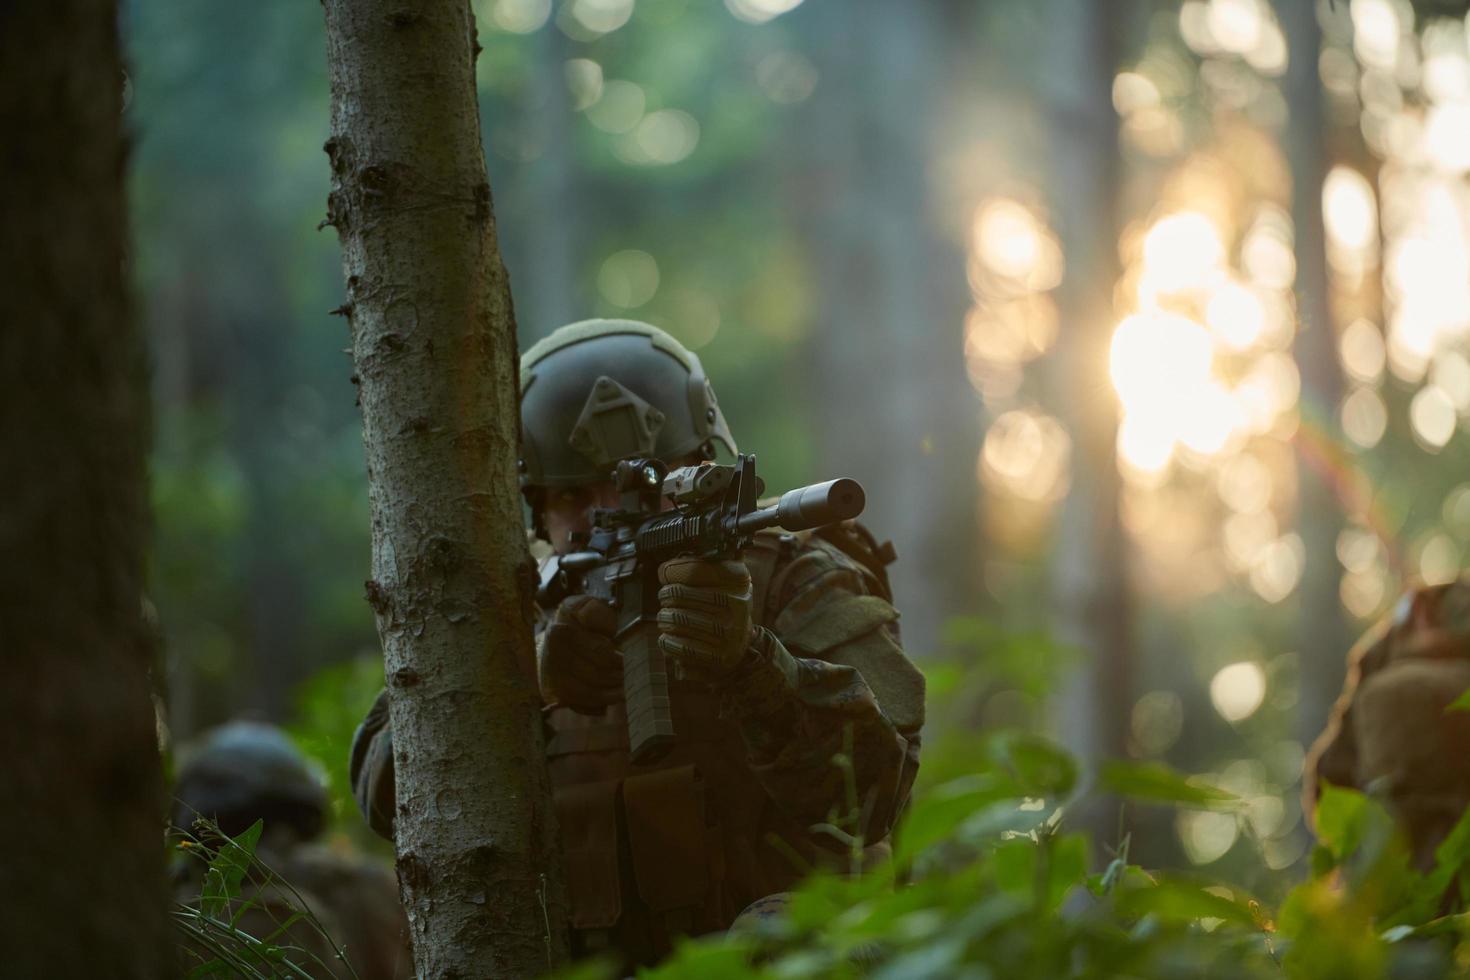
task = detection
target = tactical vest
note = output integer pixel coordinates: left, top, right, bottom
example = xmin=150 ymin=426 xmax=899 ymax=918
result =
xmin=546 ymin=523 xmax=898 ymax=965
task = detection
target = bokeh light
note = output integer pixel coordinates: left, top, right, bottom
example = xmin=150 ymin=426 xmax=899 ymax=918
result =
xmin=1205 ymin=281 xmax=1268 ymax=350
xmin=724 ymin=0 xmax=803 ymax=25
xmin=1111 ymin=312 xmax=1214 ymax=413
xmin=1210 ymin=661 xmax=1267 ymax=722
xmin=972 ymin=198 xmax=1064 ymax=293
xmin=1217 ymin=452 xmax=1271 ymax=513
xmin=1341 ymin=386 xmax=1389 ymax=449
xmin=980 ymin=409 xmax=1072 ymax=503
xmin=568 ymin=0 xmax=634 ymax=35
xmin=1240 ymin=209 xmax=1296 ymax=290
xmin=1418 ymin=532 xmax=1461 ymax=585
xmin=622 ymin=109 xmax=700 ymax=166
xmin=964 ymin=296 xmax=1058 ymax=369
xmin=1140 ymin=211 xmax=1225 ymax=295
xmin=1444 ymin=483 xmax=1470 ymax=534
xmin=1131 ymin=690 xmax=1185 ymax=756
xmin=565 ymin=59 xmax=605 ymax=112
xmin=1249 ymin=533 xmax=1304 ymax=603
xmin=1350 ymin=0 xmax=1404 ymax=72
xmin=486 ymin=0 xmax=552 ymax=33
xmin=1323 ymin=166 xmax=1379 ymax=285
xmin=1338 ymin=319 xmax=1386 ymax=384
xmin=755 ymin=50 xmax=818 ymax=104
xmin=1410 ymin=384 xmax=1457 ymax=449
xmin=586 ymin=79 xmax=646 ymax=133
xmin=1177 ymin=808 xmax=1239 ymax=864
xmin=1342 ymin=565 xmax=1389 ymax=619
xmin=597 ymin=249 xmax=660 ymax=308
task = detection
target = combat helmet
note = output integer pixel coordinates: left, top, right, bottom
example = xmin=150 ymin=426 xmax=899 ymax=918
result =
xmin=171 ymin=721 xmax=329 ymax=841
xmin=518 ymin=318 xmax=737 ymax=489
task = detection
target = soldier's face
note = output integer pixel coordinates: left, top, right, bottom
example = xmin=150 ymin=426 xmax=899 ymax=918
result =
xmin=542 ymin=481 xmax=620 ymax=554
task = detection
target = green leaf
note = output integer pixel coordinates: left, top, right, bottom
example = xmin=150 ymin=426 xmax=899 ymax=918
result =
xmin=1312 ymin=783 xmax=1369 ymax=866
xmin=894 ymin=776 xmax=1028 ymax=864
xmin=1424 ymin=805 xmax=1470 ymax=906
xmin=1447 ymin=685 xmax=1470 ymax=713
xmin=988 ymin=732 xmax=1077 ymax=798
xmin=989 ymin=833 xmax=1088 ymax=912
xmin=200 ymin=819 xmax=263 ymax=920
xmin=1098 ymin=761 xmax=1239 ymax=810
xmin=185 ymin=960 xmax=233 ymax=980
xmin=1115 ymin=877 xmax=1258 ymax=927
xmin=938 ymin=618 xmax=1077 ymax=699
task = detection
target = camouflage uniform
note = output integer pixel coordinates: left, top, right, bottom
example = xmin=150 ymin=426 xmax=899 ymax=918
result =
xmin=172 ymin=722 xmax=413 ymax=980
xmin=1305 ymin=577 xmax=1470 ymax=870
xmin=351 ymin=317 xmax=925 ymax=967
xmin=351 ymin=520 xmax=924 ymax=966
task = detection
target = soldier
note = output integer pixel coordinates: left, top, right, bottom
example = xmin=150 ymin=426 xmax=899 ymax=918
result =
xmin=172 ymin=721 xmax=413 ymax=980
xmin=350 ymin=318 xmax=925 ymax=968
xmin=1305 ymin=576 xmax=1470 ymax=871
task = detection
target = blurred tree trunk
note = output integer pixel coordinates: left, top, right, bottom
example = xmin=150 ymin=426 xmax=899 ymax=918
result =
xmin=1278 ymin=0 xmax=1348 ymax=746
xmin=509 ymin=22 xmax=580 ymax=341
xmin=1042 ymin=0 xmax=1134 ymax=833
xmin=320 ymin=2 xmax=567 ymax=975
xmin=798 ymin=0 xmax=980 ymax=658
xmin=0 ymin=1 xmax=172 ymax=974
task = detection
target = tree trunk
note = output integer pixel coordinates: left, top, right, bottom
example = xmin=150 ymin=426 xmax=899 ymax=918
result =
xmin=320 ymin=3 xmax=568 ymax=975
xmin=0 ymin=1 xmax=172 ymax=975
xmin=1042 ymin=0 xmax=1134 ymax=836
xmin=504 ymin=22 xmax=581 ymax=342
xmin=1278 ymin=0 xmax=1349 ymax=747
xmin=797 ymin=0 xmax=980 ymax=658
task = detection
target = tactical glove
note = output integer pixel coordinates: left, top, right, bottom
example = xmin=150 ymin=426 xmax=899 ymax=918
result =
xmin=656 ymin=556 xmax=757 ymax=677
xmin=539 ymin=594 xmax=622 ymax=713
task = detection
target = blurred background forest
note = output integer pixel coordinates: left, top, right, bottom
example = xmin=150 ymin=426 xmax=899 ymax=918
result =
xmin=130 ymin=0 xmax=1470 ymax=894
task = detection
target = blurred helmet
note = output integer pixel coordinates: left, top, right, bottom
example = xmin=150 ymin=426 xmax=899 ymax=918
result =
xmin=171 ymin=721 xmax=328 ymax=841
xmin=518 ymin=318 xmax=737 ymax=489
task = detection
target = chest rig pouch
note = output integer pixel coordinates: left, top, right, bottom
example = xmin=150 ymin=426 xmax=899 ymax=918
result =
xmin=623 ymin=763 xmax=710 ymax=932
xmin=546 ymin=535 xmax=822 ymax=940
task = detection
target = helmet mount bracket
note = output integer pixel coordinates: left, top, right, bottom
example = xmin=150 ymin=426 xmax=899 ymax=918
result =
xmin=568 ymin=375 xmax=666 ymax=468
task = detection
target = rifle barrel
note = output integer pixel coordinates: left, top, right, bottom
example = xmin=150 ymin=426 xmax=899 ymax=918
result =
xmin=735 ymin=478 xmax=865 ymax=535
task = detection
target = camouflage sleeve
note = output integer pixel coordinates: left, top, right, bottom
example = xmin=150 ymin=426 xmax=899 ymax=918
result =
xmin=348 ymin=689 xmax=397 ymax=841
xmin=719 ymin=540 xmax=924 ymax=844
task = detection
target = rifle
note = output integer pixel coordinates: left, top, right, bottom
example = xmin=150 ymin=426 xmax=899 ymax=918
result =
xmin=535 ymin=453 xmax=865 ymax=765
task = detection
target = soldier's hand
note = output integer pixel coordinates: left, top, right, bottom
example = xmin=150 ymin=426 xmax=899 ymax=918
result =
xmin=656 ymin=556 xmax=756 ymax=677
xmin=539 ymin=595 xmax=622 ymax=713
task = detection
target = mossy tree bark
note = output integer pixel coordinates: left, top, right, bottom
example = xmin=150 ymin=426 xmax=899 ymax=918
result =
xmin=320 ymin=2 xmax=568 ymax=975
xmin=0 ymin=1 xmax=172 ymax=974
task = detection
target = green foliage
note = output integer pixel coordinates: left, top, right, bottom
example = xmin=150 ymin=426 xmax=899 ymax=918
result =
xmin=622 ymin=743 xmax=1470 ymax=979
xmin=1098 ymin=760 xmax=1240 ymax=811
xmin=938 ymin=618 xmax=1077 ymax=702
xmin=172 ymin=819 xmax=360 ymax=980
xmin=287 ymin=655 xmax=389 ymax=854
xmin=200 ymin=819 xmax=263 ymax=922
